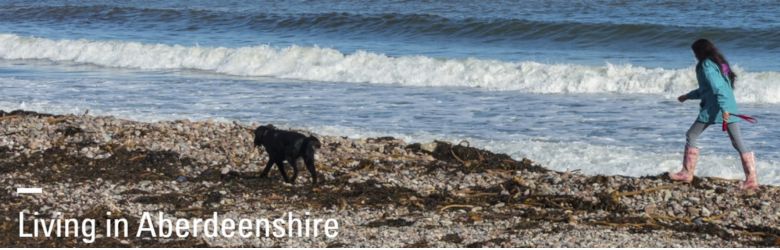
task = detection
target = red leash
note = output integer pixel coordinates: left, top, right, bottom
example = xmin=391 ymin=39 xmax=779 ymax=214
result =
xmin=722 ymin=114 xmax=757 ymax=132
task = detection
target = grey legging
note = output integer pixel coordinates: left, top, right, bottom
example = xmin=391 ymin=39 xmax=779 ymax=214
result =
xmin=686 ymin=121 xmax=751 ymax=153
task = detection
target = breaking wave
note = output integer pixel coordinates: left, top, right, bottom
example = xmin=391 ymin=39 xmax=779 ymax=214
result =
xmin=1 ymin=33 xmax=778 ymax=103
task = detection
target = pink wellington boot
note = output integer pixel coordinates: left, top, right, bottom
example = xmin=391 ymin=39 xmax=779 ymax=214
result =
xmin=670 ymin=146 xmax=699 ymax=183
xmin=740 ymin=152 xmax=759 ymax=190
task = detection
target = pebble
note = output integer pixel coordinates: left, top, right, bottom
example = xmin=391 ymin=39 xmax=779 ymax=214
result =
xmin=662 ymin=190 xmax=672 ymax=202
xmin=0 ymin=110 xmax=776 ymax=248
xmin=701 ymin=207 xmax=711 ymax=217
xmin=687 ymin=207 xmax=700 ymax=216
xmin=672 ymin=203 xmax=684 ymax=215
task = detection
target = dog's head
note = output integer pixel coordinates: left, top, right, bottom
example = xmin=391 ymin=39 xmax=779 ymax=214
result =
xmin=307 ymin=135 xmax=322 ymax=149
xmin=253 ymin=124 xmax=276 ymax=146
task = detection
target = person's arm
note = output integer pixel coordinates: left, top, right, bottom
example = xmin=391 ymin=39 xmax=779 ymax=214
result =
xmin=678 ymin=79 xmax=702 ymax=102
xmin=682 ymin=88 xmax=701 ymax=101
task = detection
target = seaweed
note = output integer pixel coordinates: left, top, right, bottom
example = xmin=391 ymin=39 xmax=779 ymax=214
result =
xmin=441 ymin=233 xmax=463 ymax=244
xmin=430 ymin=141 xmax=547 ymax=173
xmin=465 ymin=238 xmax=507 ymax=248
xmin=0 ymin=147 xmax=192 ymax=183
xmin=365 ymin=218 xmax=415 ymax=227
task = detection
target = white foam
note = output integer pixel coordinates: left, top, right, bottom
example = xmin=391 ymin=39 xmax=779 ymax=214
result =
xmin=485 ymin=138 xmax=779 ymax=185
xmin=1 ymin=33 xmax=778 ymax=103
xmin=307 ymin=125 xmax=780 ymax=185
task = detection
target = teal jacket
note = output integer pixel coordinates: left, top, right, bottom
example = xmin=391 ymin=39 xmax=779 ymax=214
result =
xmin=684 ymin=59 xmax=740 ymax=124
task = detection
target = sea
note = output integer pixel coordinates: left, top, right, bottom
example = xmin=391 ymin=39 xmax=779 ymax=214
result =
xmin=0 ymin=0 xmax=778 ymax=184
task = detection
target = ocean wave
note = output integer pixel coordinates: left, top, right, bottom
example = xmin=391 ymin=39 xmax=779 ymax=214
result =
xmin=1 ymin=33 xmax=778 ymax=103
xmin=2 ymin=5 xmax=779 ymax=50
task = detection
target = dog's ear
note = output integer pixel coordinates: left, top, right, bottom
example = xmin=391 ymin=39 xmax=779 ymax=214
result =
xmin=261 ymin=127 xmax=270 ymax=137
xmin=255 ymin=126 xmax=269 ymax=142
xmin=257 ymin=124 xmax=275 ymax=137
xmin=308 ymin=136 xmax=322 ymax=148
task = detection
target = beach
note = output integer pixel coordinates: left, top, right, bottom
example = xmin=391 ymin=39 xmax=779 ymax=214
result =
xmin=2 ymin=1 xmax=780 ymax=184
xmin=2 ymin=110 xmax=778 ymax=247
xmin=2 ymin=1 xmax=780 ymax=248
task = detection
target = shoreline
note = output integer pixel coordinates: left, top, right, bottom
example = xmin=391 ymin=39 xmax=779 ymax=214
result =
xmin=1 ymin=109 xmax=778 ymax=247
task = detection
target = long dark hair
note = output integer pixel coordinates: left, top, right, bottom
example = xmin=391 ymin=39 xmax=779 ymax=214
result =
xmin=691 ymin=38 xmax=736 ymax=88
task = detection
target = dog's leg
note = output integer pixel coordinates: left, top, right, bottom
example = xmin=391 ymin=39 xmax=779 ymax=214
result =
xmin=304 ymin=152 xmax=318 ymax=185
xmin=288 ymin=157 xmax=299 ymax=184
xmin=260 ymin=156 xmax=274 ymax=178
xmin=276 ymin=159 xmax=291 ymax=183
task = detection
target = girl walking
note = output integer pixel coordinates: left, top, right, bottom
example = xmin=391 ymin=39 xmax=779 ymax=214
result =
xmin=672 ymin=39 xmax=758 ymax=190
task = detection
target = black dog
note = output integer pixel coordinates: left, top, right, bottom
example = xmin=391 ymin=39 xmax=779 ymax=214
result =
xmin=253 ymin=124 xmax=321 ymax=184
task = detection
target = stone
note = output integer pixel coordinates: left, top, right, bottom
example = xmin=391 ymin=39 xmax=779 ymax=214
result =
xmin=672 ymin=203 xmax=684 ymax=214
xmin=419 ymin=142 xmax=437 ymax=153
xmin=687 ymin=207 xmax=700 ymax=216
xmin=701 ymin=207 xmax=711 ymax=217
xmin=662 ymin=190 xmax=672 ymax=202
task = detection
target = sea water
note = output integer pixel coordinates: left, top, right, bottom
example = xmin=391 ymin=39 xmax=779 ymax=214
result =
xmin=0 ymin=1 xmax=778 ymax=184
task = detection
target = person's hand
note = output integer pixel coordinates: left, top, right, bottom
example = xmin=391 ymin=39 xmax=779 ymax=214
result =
xmin=723 ymin=111 xmax=730 ymax=122
xmin=677 ymin=95 xmax=687 ymax=103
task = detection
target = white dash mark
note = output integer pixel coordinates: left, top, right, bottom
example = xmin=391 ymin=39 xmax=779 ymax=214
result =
xmin=16 ymin=187 xmax=42 ymax=194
